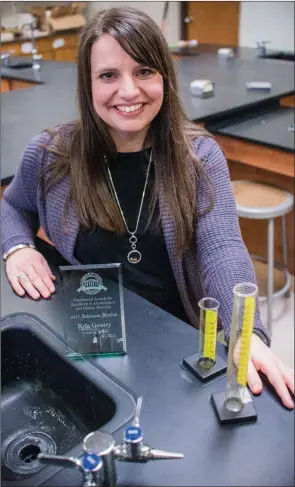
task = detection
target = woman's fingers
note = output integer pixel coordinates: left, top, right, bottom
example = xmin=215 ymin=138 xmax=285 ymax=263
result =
xmin=35 ymin=261 xmax=56 ymax=294
xmin=16 ymin=272 xmax=41 ymax=300
xmin=9 ymin=275 xmax=26 ymax=297
xmin=25 ymin=266 xmax=53 ymax=299
xmin=277 ymin=360 xmax=295 ymax=396
xmin=5 ymin=248 xmax=56 ymax=299
xmin=261 ymin=361 xmax=294 ymax=409
xmin=42 ymin=258 xmax=56 ymax=283
xmin=10 ymin=264 xmax=55 ymax=300
xmin=247 ymin=358 xmax=263 ymax=395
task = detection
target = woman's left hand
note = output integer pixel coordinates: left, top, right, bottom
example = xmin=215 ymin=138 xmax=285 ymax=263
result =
xmin=234 ymin=333 xmax=294 ymax=409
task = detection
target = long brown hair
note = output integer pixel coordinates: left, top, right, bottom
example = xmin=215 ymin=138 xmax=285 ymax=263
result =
xmin=44 ymin=6 xmax=214 ymax=256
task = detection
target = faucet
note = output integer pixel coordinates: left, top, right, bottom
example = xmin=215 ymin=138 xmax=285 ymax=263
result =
xmin=38 ymin=396 xmax=184 ymax=486
xmin=113 ymin=396 xmax=184 ymax=463
xmin=20 ymin=21 xmax=42 ymax=70
xmin=256 ymin=41 xmax=270 ymax=58
xmin=38 ymin=452 xmax=103 ymax=487
xmin=83 ymin=431 xmax=117 ymax=487
xmin=1 ymin=50 xmax=15 ymax=67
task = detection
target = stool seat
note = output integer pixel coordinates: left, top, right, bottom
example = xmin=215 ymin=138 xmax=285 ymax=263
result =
xmin=232 ymin=181 xmax=294 ymax=219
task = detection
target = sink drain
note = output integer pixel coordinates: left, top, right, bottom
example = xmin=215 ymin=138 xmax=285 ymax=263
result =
xmin=5 ymin=431 xmax=56 ymax=475
xmin=19 ymin=444 xmax=41 ymax=463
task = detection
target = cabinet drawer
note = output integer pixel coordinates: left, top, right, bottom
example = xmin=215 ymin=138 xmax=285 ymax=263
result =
xmin=35 ymin=37 xmax=54 ymax=52
xmin=3 ymin=41 xmax=23 ymax=55
xmin=41 ymin=51 xmax=54 ymax=61
xmin=53 ymin=47 xmax=77 ymax=62
xmin=5 ymin=37 xmax=53 ymax=55
xmin=2 ymin=32 xmax=79 ymax=58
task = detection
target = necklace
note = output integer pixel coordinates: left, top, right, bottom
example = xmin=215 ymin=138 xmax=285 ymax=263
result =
xmin=107 ymin=150 xmax=153 ymax=264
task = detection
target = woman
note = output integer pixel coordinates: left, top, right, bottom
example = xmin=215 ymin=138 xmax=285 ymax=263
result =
xmin=1 ymin=7 xmax=293 ymax=408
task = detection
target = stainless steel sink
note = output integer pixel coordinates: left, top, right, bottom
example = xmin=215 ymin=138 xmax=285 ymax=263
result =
xmin=1 ymin=313 xmax=135 ymax=486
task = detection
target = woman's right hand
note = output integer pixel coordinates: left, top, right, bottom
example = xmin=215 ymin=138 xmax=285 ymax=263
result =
xmin=5 ymin=247 xmax=56 ymax=299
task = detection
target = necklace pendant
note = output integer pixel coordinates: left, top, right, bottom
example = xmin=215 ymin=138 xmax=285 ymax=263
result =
xmin=127 ymin=235 xmax=141 ymax=264
xmin=107 ymin=154 xmax=153 ymax=267
xmin=127 ymin=249 xmax=142 ymax=264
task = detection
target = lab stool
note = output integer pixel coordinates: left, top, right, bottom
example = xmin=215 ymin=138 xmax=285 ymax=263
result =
xmin=231 ymin=180 xmax=294 ymax=336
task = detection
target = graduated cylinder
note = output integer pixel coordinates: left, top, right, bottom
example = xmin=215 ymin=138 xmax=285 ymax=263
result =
xmin=225 ymin=282 xmax=258 ymax=412
xmin=198 ymin=297 xmax=220 ymax=369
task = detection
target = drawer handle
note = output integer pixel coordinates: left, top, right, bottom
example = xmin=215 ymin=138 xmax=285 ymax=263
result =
xmin=52 ymin=38 xmax=65 ymax=49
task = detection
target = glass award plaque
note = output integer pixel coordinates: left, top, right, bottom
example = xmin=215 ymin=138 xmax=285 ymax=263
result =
xmin=59 ymin=264 xmax=127 ymax=358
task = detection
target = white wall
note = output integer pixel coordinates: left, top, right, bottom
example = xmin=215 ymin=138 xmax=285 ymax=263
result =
xmin=85 ymin=1 xmax=181 ymax=45
xmin=239 ymin=1 xmax=295 ymax=51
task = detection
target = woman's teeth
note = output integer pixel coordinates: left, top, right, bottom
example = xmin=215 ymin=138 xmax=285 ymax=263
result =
xmin=116 ymin=103 xmax=143 ymax=113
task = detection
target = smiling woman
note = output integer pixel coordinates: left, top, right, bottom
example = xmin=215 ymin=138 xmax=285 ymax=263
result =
xmin=90 ymin=34 xmax=164 ymax=151
xmin=1 ymin=6 xmax=294 ymax=409
xmin=41 ymin=6 xmax=210 ymax=255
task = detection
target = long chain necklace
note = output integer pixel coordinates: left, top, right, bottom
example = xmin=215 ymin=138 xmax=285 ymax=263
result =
xmin=107 ymin=150 xmax=153 ymax=264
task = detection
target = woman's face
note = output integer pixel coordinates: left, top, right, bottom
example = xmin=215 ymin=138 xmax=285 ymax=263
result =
xmin=91 ymin=34 xmax=164 ymax=146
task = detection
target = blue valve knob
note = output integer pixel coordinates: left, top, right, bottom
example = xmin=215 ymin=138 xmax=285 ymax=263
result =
xmin=82 ymin=453 xmax=102 ymax=472
xmin=125 ymin=426 xmax=143 ymax=442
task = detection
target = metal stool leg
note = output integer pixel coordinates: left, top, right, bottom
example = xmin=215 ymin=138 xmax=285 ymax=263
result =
xmin=281 ymin=214 xmax=291 ymax=298
xmin=267 ymin=218 xmax=274 ymax=336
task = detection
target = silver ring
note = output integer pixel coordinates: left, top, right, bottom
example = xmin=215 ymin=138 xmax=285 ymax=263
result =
xmin=17 ymin=272 xmax=29 ymax=283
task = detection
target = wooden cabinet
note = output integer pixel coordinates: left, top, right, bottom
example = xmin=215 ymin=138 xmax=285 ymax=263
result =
xmin=10 ymin=80 xmax=35 ymax=91
xmin=41 ymin=51 xmax=54 ymax=61
xmin=36 ymin=37 xmax=55 ymax=60
xmin=54 ymin=46 xmax=77 ymax=62
xmin=280 ymin=95 xmax=295 ymax=108
xmin=2 ymin=32 xmax=79 ymax=63
xmin=3 ymin=41 xmax=23 ymax=56
xmin=0 ymin=78 xmax=10 ymax=92
xmin=1 ymin=78 xmax=34 ymax=92
xmin=1 ymin=38 xmax=52 ymax=55
xmin=53 ymin=47 xmax=77 ymax=63
xmin=50 ymin=32 xmax=78 ymax=61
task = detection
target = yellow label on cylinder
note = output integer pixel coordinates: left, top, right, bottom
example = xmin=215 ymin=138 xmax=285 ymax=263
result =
xmin=203 ymin=310 xmax=217 ymax=361
xmin=237 ymin=296 xmax=256 ymax=387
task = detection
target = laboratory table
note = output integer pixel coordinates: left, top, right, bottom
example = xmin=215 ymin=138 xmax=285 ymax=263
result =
xmin=1 ymin=45 xmax=294 ymax=183
xmin=1 ymin=238 xmax=294 ymax=486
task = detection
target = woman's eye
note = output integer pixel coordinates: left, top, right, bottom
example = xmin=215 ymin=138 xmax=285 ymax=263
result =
xmin=99 ymin=72 xmax=116 ymax=80
xmin=137 ymin=68 xmax=154 ymax=78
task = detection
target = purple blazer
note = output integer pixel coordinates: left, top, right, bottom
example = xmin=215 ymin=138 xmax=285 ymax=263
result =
xmin=1 ymin=127 xmax=270 ymax=345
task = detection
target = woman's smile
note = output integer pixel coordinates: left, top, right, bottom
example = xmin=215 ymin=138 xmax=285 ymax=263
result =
xmin=113 ymin=103 xmax=145 ymax=115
